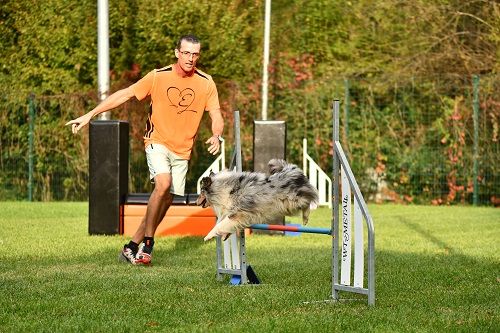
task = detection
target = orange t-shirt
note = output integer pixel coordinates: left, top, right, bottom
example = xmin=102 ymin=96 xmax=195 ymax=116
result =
xmin=131 ymin=65 xmax=220 ymax=159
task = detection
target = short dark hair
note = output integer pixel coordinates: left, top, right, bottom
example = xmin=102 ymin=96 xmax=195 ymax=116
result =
xmin=176 ymin=34 xmax=200 ymax=49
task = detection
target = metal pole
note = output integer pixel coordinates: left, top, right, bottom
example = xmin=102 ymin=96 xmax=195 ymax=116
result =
xmin=261 ymin=0 xmax=271 ymax=120
xmin=303 ymin=138 xmax=307 ymax=175
xmin=234 ymin=111 xmax=242 ymax=172
xmin=250 ymin=224 xmax=331 ymax=235
xmin=98 ymin=0 xmax=110 ymax=120
xmin=332 ymin=99 xmax=340 ymax=301
xmin=28 ymin=94 xmax=35 ymax=202
xmin=472 ymin=75 xmax=479 ymax=206
xmin=233 ymin=111 xmax=248 ymax=283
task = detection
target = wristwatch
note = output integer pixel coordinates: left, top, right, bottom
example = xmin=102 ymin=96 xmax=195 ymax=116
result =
xmin=214 ymin=134 xmax=223 ymax=142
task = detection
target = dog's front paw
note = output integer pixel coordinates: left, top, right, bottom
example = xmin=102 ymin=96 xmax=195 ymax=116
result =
xmin=203 ymin=232 xmax=232 ymax=242
xmin=204 ymin=229 xmax=217 ymax=241
xmin=221 ymin=233 xmax=232 ymax=241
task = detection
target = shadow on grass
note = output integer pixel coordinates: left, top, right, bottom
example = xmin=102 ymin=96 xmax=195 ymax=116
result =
xmin=398 ymin=216 xmax=459 ymax=254
xmin=170 ymin=236 xmax=206 ymax=253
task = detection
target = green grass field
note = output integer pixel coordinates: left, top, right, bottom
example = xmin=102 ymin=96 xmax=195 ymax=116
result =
xmin=0 ymin=203 xmax=498 ymax=332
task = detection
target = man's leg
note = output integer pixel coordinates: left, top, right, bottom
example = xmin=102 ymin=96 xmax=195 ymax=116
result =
xmin=130 ymin=187 xmax=173 ymax=244
xmin=119 ymin=176 xmax=173 ymax=264
xmin=120 ymin=143 xmax=188 ymax=265
xmin=134 ymin=173 xmax=172 ymax=265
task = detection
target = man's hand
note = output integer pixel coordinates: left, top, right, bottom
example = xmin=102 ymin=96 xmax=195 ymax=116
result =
xmin=65 ymin=87 xmax=135 ymax=134
xmin=65 ymin=113 xmax=93 ymax=134
xmin=206 ymin=135 xmax=222 ymax=155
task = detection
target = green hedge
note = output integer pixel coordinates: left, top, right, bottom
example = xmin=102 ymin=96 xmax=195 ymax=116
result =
xmin=1 ymin=0 xmax=498 ymax=203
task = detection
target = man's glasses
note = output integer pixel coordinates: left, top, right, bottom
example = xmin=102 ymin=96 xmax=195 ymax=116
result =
xmin=179 ymin=50 xmax=200 ymax=59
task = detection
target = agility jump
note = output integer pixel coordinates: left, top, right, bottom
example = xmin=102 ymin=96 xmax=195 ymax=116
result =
xmin=212 ymin=101 xmax=375 ymax=306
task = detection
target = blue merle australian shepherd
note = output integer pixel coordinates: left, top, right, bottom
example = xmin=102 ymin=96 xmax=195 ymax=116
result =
xmin=197 ymin=159 xmax=319 ymax=241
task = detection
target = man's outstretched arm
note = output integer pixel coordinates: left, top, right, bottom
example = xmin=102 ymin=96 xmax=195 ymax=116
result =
xmin=65 ymin=87 xmax=135 ymax=134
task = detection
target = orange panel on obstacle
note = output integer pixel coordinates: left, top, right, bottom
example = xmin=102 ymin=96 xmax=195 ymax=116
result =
xmin=122 ymin=204 xmax=216 ymax=237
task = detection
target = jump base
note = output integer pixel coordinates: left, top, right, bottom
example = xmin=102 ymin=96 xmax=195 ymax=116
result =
xmin=229 ymin=265 xmax=261 ymax=285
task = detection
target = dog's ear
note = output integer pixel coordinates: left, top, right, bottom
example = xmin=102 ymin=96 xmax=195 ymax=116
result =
xmin=201 ymin=176 xmax=212 ymax=189
xmin=209 ymin=171 xmax=215 ymax=177
xmin=268 ymin=159 xmax=287 ymax=175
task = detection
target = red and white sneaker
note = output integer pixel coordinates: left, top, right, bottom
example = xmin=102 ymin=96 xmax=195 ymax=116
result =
xmin=134 ymin=251 xmax=152 ymax=265
xmin=118 ymin=245 xmax=136 ymax=264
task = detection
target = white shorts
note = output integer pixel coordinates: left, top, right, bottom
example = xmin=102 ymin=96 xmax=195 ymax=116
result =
xmin=145 ymin=143 xmax=188 ymax=196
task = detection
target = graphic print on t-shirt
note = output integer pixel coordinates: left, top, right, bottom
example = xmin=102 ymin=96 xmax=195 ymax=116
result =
xmin=167 ymin=87 xmax=196 ymax=114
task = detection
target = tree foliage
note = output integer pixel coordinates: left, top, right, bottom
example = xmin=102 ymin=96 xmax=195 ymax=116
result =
xmin=0 ymin=0 xmax=498 ymax=203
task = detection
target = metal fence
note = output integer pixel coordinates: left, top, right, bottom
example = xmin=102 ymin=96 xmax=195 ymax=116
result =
xmin=1 ymin=74 xmax=498 ymax=205
xmin=336 ymin=74 xmax=499 ymax=206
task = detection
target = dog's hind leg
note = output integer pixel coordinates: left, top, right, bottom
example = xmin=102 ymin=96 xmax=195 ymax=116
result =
xmin=301 ymin=207 xmax=311 ymax=225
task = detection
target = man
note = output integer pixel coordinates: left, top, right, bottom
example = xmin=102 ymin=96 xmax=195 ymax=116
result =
xmin=66 ymin=34 xmax=224 ymax=265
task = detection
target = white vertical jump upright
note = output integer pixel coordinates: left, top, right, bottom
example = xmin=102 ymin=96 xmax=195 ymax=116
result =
xmin=303 ymin=138 xmax=333 ymax=208
xmin=197 ymin=140 xmax=225 ymax=193
xmin=212 ymin=103 xmax=375 ymax=306
xmin=332 ymin=99 xmax=376 ymax=305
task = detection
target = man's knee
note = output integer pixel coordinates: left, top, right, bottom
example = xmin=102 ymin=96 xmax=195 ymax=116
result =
xmin=153 ymin=174 xmax=172 ymax=198
xmin=153 ymin=184 xmax=172 ymax=199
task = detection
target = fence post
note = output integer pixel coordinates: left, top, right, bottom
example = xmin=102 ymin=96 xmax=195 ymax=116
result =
xmin=343 ymin=78 xmax=350 ymax=142
xmin=472 ymin=75 xmax=479 ymax=206
xmin=28 ymin=94 xmax=35 ymax=202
